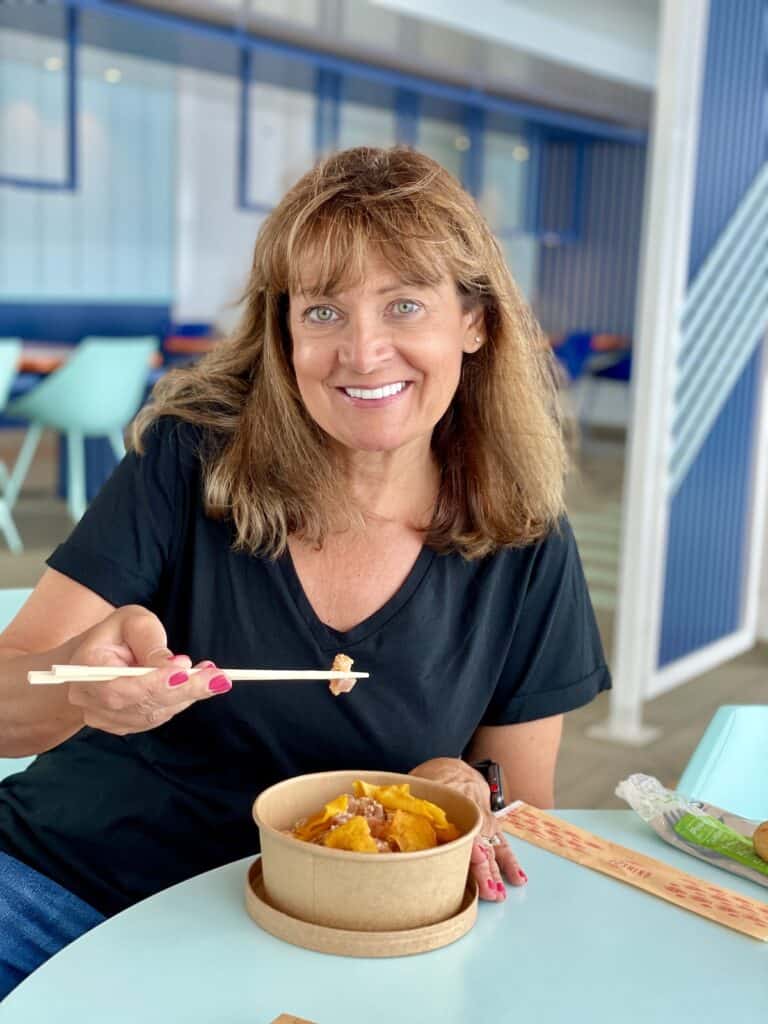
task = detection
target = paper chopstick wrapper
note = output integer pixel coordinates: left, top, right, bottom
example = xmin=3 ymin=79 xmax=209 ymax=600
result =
xmin=500 ymin=802 xmax=768 ymax=942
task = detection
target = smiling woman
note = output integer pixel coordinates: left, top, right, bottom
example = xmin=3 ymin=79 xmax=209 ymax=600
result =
xmin=0 ymin=146 xmax=609 ymax=998
xmin=133 ymin=145 xmax=566 ymax=558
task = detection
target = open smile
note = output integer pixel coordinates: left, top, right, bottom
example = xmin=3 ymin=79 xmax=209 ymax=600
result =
xmin=337 ymin=381 xmax=412 ymax=404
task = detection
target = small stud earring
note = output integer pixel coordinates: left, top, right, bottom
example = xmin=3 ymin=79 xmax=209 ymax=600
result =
xmin=475 ymin=335 xmax=482 ymax=346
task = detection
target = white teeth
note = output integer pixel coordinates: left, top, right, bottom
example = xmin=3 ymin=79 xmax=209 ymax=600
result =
xmin=343 ymin=382 xmax=406 ymax=400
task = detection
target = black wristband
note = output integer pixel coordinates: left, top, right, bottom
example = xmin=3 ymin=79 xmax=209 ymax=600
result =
xmin=470 ymin=759 xmax=506 ymax=812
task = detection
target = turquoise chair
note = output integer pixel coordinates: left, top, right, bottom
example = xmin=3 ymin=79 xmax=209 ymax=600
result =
xmin=0 ymin=587 xmax=34 ymax=779
xmin=678 ymin=705 xmax=768 ymax=820
xmin=0 ymin=338 xmax=23 ymax=552
xmin=5 ymin=335 xmax=158 ymax=523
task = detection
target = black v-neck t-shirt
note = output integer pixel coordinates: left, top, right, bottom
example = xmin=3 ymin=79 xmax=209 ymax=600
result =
xmin=0 ymin=419 xmax=609 ymax=915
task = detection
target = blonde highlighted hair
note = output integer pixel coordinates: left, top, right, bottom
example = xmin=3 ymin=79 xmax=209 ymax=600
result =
xmin=133 ymin=146 xmax=566 ymax=558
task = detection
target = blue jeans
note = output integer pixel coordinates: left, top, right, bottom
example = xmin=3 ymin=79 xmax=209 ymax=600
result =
xmin=0 ymin=851 xmax=105 ymax=1000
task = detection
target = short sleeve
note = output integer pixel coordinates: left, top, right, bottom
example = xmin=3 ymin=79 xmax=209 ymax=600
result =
xmin=46 ymin=418 xmax=199 ymax=608
xmin=481 ymin=518 xmax=611 ymax=725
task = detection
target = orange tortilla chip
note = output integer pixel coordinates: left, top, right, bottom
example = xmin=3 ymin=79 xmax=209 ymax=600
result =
xmin=434 ymin=821 xmax=462 ymax=844
xmin=387 ymin=809 xmax=437 ymax=851
xmin=353 ymin=781 xmax=456 ymax=834
xmin=293 ymin=794 xmax=349 ymax=842
xmin=322 ymin=816 xmax=379 ymax=853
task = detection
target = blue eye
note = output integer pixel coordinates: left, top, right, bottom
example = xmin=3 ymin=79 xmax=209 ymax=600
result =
xmin=392 ymin=300 xmax=421 ymax=315
xmin=306 ymin=306 xmax=338 ymax=323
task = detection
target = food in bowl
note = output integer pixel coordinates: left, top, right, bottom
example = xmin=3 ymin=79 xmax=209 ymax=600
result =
xmin=290 ymin=780 xmax=462 ymax=852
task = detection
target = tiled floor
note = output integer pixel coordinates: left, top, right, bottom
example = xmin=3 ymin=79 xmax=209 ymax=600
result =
xmin=1 ymin=426 xmax=766 ymax=809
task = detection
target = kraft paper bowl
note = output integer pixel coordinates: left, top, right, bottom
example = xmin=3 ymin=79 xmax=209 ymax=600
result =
xmin=252 ymin=769 xmax=482 ymax=932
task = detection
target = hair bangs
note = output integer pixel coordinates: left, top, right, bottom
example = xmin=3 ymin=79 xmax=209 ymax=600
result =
xmin=280 ymin=194 xmax=454 ymax=300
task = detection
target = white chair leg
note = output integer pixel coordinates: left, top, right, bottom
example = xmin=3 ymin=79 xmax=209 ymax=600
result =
xmin=5 ymin=423 xmax=43 ymax=509
xmin=0 ymin=499 xmax=22 ymax=554
xmin=577 ymin=377 xmax=597 ymax=454
xmin=66 ymin=430 xmax=87 ymax=523
xmin=108 ymin=430 xmax=126 ymax=461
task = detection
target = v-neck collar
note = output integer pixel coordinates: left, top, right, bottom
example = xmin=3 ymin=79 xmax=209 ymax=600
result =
xmin=277 ymin=544 xmax=436 ymax=650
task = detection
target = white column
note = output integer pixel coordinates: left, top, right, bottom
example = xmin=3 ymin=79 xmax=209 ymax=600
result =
xmin=588 ymin=0 xmax=710 ymax=745
xmin=750 ymin=337 xmax=768 ymax=644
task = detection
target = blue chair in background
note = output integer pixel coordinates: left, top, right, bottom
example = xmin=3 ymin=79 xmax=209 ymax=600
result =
xmin=5 ymin=336 xmax=158 ymax=524
xmin=0 ymin=339 xmax=23 ymax=552
xmin=0 ymin=587 xmax=35 ymax=780
xmin=677 ymin=705 xmax=768 ymax=821
xmin=552 ymin=331 xmax=632 ymax=445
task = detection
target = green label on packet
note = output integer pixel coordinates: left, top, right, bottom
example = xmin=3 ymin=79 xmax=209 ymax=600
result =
xmin=673 ymin=814 xmax=768 ymax=876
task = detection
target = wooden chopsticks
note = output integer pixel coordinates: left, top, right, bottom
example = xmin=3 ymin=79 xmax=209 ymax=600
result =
xmin=28 ymin=665 xmax=369 ymax=686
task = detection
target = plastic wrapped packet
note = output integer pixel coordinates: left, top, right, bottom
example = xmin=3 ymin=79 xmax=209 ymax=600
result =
xmin=616 ymin=774 xmax=768 ymax=889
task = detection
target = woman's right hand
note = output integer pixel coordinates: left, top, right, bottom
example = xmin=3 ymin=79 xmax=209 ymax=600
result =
xmin=64 ymin=604 xmax=232 ymax=736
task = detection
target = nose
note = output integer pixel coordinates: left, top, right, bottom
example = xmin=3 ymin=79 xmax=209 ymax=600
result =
xmin=337 ymin=317 xmax=393 ymax=374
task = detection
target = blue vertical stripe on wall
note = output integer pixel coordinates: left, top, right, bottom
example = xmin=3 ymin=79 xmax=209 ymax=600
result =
xmin=659 ymin=0 xmax=767 ymax=667
xmin=534 ymin=141 xmax=647 ymax=338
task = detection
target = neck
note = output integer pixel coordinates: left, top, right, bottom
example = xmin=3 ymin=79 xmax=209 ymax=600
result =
xmin=335 ymin=441 xmax=439 ymax=528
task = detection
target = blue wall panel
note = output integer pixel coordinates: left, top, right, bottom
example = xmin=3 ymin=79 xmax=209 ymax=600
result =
xmin=659 ymin=0 xmax=767 ymax=667
xmin=0 ymin=301 xmax=170 ymax=343
xmin=659 ymin=346 xmax=762 ymax=665
xmin=688 ymin=0 xmax=766 ymax=279
xmin=534 ymin=141 xmax=647 ymax=338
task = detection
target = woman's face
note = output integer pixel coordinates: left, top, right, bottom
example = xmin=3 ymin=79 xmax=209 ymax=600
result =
xmin=288 ymin=254 xmax=482 ymax=456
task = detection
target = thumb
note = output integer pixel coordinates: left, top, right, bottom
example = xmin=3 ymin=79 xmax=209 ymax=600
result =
xmin=117 ymin=606 xmax=191 ymax=670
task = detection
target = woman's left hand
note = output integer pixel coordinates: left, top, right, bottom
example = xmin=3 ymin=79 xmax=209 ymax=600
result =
xmin=409 ymin=758 xmax=527 ymax=902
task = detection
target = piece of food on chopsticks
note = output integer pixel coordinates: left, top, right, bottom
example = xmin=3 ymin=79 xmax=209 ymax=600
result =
xmin=289 ymin=780 xmax=462 ymax=853
xmin=329 ymin=653 xmax=356 ymax=696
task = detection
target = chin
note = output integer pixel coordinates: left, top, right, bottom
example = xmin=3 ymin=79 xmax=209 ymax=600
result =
xmin=347 ymin=438 xmax=405 ymax=453
xmin=337 ymin=430 xmax=412 ymax=453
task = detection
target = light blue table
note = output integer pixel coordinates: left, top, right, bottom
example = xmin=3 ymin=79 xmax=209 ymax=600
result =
xmin=3 ymin=811 xmax=766 ymax=1023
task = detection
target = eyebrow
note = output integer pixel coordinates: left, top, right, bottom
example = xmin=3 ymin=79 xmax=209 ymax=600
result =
xmin=300 ymin=280 xmax=432 ymax=299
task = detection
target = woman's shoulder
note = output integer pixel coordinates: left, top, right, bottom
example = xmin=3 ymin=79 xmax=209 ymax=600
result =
xmin=480 ymin=517 xmax=576 ymax=566
xmin=138 ymin=415 xmax=208 ymax=473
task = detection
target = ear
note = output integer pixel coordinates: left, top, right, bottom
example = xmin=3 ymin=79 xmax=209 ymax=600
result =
xmin=462 ymin=309 xmax=486 ymax=354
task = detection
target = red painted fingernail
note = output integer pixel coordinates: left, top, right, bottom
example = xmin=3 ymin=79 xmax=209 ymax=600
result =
xmin=200 ymin=661 xmax=216 ymax=668
xmin=518 ymin=870 xmax=528 ymax=883
xmin=165 ymin=654 xmax=177 ymax=660
xmin=486 ymin=879 xmax=496 ymax=892
xmin=209 ymin=675 xmax=232 ymax=694
xmin=169 ymin=672 xmax=189 ymax=686
xmin=496 ymin=881 xmax=505 ymax=892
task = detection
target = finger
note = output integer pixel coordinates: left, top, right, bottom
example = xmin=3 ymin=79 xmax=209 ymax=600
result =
xmin=495 ymin=836 xmax=527 ymax=887
xmin=123 ymin=662 xmax=232 ymax=708
xmin=80 ymin=699 xmax=196 ymax=736
xmin=470 ymin=839 xmax=504 ymax=902
xmin=67 ymin=668 xmax=180 ymax=712
xmin=151 ymin=663 xmax=232 ymax=704
xmin=486 ymin=845 xmax=505 ymax=898
xmin=75 ymin=641 xmax=135 ymax=670
xmin=67 ymin=662 xmax=229 ymax=716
